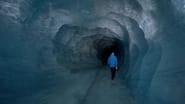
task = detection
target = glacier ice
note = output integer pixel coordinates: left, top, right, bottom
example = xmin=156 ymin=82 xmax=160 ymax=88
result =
xmin=0 ymin=0 xmax=185 ymax=104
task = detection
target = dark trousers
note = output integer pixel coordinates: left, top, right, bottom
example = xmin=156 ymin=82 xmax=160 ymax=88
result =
xmin=110 ymin=67 xmax=116 ymax=80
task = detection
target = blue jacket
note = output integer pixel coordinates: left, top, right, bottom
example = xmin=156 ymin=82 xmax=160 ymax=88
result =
xmin=107 ymin=53 xmax=118 ymax=68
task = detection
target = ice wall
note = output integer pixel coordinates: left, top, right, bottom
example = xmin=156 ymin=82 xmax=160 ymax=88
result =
xmin=0 ymin=0 xmax=185 ymax=104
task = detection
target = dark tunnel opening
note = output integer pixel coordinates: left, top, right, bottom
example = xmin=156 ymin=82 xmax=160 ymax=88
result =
xmin=94 ymin=36 xmax=124 ymax=65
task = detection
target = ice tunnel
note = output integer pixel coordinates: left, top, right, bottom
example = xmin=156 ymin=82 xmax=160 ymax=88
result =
xmin=0 ymin=0 xmax=185 ymax=104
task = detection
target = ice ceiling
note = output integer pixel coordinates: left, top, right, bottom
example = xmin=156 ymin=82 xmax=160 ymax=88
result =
xmin=0 ymin=0 xmax=185 ymax=104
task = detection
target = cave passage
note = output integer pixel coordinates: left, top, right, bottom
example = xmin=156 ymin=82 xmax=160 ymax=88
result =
xmin=1 ymin=0 xmax=185 ymax=104
xmin=94 ymin=37 xmax=124 ymax=65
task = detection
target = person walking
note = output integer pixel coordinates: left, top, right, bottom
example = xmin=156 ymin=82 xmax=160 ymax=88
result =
xmin=107 ymin=52 xmax=118 ymax=80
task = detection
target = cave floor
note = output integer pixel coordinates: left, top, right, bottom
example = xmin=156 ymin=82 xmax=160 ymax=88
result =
xmin=81 ymin=68 xmax=136 ymax=104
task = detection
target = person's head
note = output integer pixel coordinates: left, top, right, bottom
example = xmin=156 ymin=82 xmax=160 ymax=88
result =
xmin=111 ymin=52 xmax=115 ymax=55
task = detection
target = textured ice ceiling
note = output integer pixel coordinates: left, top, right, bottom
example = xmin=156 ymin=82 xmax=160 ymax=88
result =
xmin=0 ymin=0 xmax=185 ymax=104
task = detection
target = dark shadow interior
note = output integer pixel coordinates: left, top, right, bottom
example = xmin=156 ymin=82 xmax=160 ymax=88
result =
xmin=94 ymin=37 xmax=124 ymax=65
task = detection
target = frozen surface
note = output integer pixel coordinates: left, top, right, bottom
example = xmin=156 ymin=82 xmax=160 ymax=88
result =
xmin=0 ymin=0 xmax=185 ymax=104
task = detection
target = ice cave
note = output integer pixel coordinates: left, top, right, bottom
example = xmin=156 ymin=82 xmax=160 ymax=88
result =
xmin=0 ymin=0 xmax=185 ymax=104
